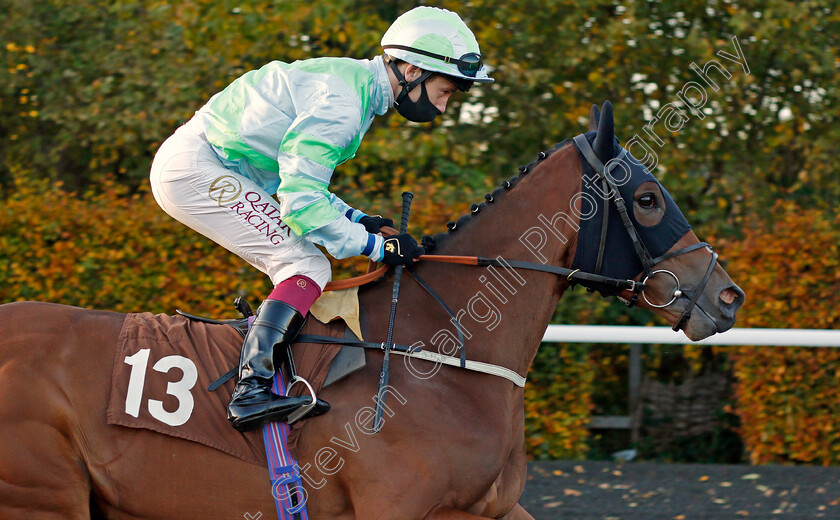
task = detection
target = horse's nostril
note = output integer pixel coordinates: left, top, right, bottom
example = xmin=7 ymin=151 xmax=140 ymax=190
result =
xmin=720 ymin=288 xmax=737 ymax=305
xmin=719 ymin=286 xmax=745 ymax=314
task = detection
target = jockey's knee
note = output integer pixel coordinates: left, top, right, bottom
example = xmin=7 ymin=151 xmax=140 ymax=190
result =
xmin=305 ymin=255 xmax=333 ymax=290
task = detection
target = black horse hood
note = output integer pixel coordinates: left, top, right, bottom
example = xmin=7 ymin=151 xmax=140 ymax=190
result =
xmin=572 ymin=131 xmax=692 ymax=281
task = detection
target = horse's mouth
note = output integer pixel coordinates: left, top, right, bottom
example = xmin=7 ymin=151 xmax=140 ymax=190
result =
xmin=681 ymin=308 xmax=721 ymax=341
xmin=681 ymin=301 xmax=740 ymax=341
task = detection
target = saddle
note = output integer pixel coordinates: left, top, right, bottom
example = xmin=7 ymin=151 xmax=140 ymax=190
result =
xmin=106 ymin=290 xmax=367 ymax=465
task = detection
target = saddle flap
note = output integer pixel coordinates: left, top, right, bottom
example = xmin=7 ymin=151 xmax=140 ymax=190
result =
xmin=323 ymin=327 xmax=367 ymax=388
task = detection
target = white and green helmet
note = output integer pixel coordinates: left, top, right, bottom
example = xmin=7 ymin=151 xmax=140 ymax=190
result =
xmin=381 ymin=6 xmax=493 ymax=88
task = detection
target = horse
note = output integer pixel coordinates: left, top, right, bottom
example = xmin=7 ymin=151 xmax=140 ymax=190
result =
xmin=0 ymin=102 xmax=744 ymax=519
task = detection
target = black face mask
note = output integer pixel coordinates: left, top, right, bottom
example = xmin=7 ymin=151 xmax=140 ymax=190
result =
xmin=396 ymin=81 xmax=442 ymax=122
xmin=387 ymin=57 xmax=442 ymax=123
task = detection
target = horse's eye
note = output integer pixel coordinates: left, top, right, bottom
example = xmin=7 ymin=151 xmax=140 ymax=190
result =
xmin=638 ymin=193 xmax=656 ymax=208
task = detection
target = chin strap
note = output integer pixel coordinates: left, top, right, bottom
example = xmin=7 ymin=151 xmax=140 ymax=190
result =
xmin=385 ymin=55 xmax=433 ymax=105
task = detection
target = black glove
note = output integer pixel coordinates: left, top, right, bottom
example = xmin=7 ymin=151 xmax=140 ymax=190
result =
xmin=381 ymin=233 xmax=425 ymax=266
xmin=358 ymin=215 xmax=394 ymax=234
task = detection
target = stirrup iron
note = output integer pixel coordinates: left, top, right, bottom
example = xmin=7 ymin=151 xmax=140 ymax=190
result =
xmin=285 ymin=375 xmax=317 ymax=424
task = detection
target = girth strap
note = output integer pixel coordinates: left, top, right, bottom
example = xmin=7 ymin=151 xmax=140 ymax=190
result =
xmin=393 ymin=349 xmax=526 ymax=387
xmin=205 ymin=333 xmax=418 ymax=392
xmin=293 ymin=334 xmax=525 ymax=387
xmin=206 ymin=330 xmax=526 ymax=391
xmin=295 ymin=333 xmax=416 ymax=353
xmin=208 ymin=365 xmax=238 ymax=392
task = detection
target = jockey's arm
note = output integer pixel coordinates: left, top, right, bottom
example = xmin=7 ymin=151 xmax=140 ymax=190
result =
xmin=274 ymin=92 xmax=384 ymax=262
xmin=327 ymin=192 xmax=368 ymax=225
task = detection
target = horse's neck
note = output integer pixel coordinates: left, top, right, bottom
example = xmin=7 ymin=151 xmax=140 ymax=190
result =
xmin=403 ymin=142 xmax=582 ymax=377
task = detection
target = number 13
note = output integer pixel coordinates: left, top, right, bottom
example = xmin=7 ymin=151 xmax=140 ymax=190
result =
xmin=124 ymin=349 xmax=198 ymax=427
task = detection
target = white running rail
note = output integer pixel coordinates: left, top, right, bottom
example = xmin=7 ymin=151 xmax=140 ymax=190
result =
xmin=542 ymin=325 xmax=840 ymax=347
xmin=540 ymin=325 xmax=840 ymax=430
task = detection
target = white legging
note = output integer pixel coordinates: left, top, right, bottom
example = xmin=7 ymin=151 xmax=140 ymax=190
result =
xmin=149 ymin=121 xmax=332 ymax=289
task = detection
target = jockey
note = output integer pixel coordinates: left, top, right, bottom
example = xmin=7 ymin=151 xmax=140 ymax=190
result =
xmin=149 ymin=6 xmax=493 ymax=431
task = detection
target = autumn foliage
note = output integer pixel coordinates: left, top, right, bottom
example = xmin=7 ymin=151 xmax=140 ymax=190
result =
xmin=0 ymin=177 xmax=272 ymax=316
xmin=719 ymin=201 xmax=840 ymax=464
xmin=525 ymin=343 xmax=594 ymax=459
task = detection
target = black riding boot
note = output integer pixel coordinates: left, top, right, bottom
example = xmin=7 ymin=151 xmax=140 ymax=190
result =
xmin=227 ymin=299 xmax=329 ymax=431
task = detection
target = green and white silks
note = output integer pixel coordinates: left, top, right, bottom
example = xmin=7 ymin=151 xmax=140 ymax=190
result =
xmin=193 ymin=55 xmax=393 ymax=261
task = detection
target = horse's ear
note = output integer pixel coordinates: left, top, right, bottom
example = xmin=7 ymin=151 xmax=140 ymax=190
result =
xmin=593 ymin=100 xmax=614 ymax=162
xmin=588 ymin=104 xmax=601 ymax=131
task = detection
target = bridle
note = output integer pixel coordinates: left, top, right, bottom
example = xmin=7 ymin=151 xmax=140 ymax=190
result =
xmin=572 ymin=134 xmax=718 ymax=332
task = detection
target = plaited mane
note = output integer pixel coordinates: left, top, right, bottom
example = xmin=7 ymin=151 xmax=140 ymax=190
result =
xmin=422 ymin=138 xmax=573 ymax=251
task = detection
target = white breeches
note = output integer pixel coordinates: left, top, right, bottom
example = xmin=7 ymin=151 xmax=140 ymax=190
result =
xmin=149 ymin=121 xmax=332 ymax=289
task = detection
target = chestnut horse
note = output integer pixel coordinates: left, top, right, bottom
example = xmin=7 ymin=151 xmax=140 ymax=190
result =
xmin=0 ymin=102 xmax=744 ymax=519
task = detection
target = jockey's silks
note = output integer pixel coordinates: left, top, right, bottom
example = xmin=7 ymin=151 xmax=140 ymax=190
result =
xmin=193 ymin=56 xmax=394 ymax=261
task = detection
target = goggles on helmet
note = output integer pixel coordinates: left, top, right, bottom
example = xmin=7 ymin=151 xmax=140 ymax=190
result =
xmin=382 ymin=44 xmax=483 ymax=77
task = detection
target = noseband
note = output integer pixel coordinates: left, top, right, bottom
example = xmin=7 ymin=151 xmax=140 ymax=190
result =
xmin=572 ymin=135 xmax=718 ymax=332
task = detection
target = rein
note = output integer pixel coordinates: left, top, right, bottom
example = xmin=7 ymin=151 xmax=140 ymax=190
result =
xmin=414 ymin=254 xmax=643 ymax=293
xmin=323 ymin=255 xmax=643 ymax=295
xmin=324 ymin=265 xmax=389 ymax=292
